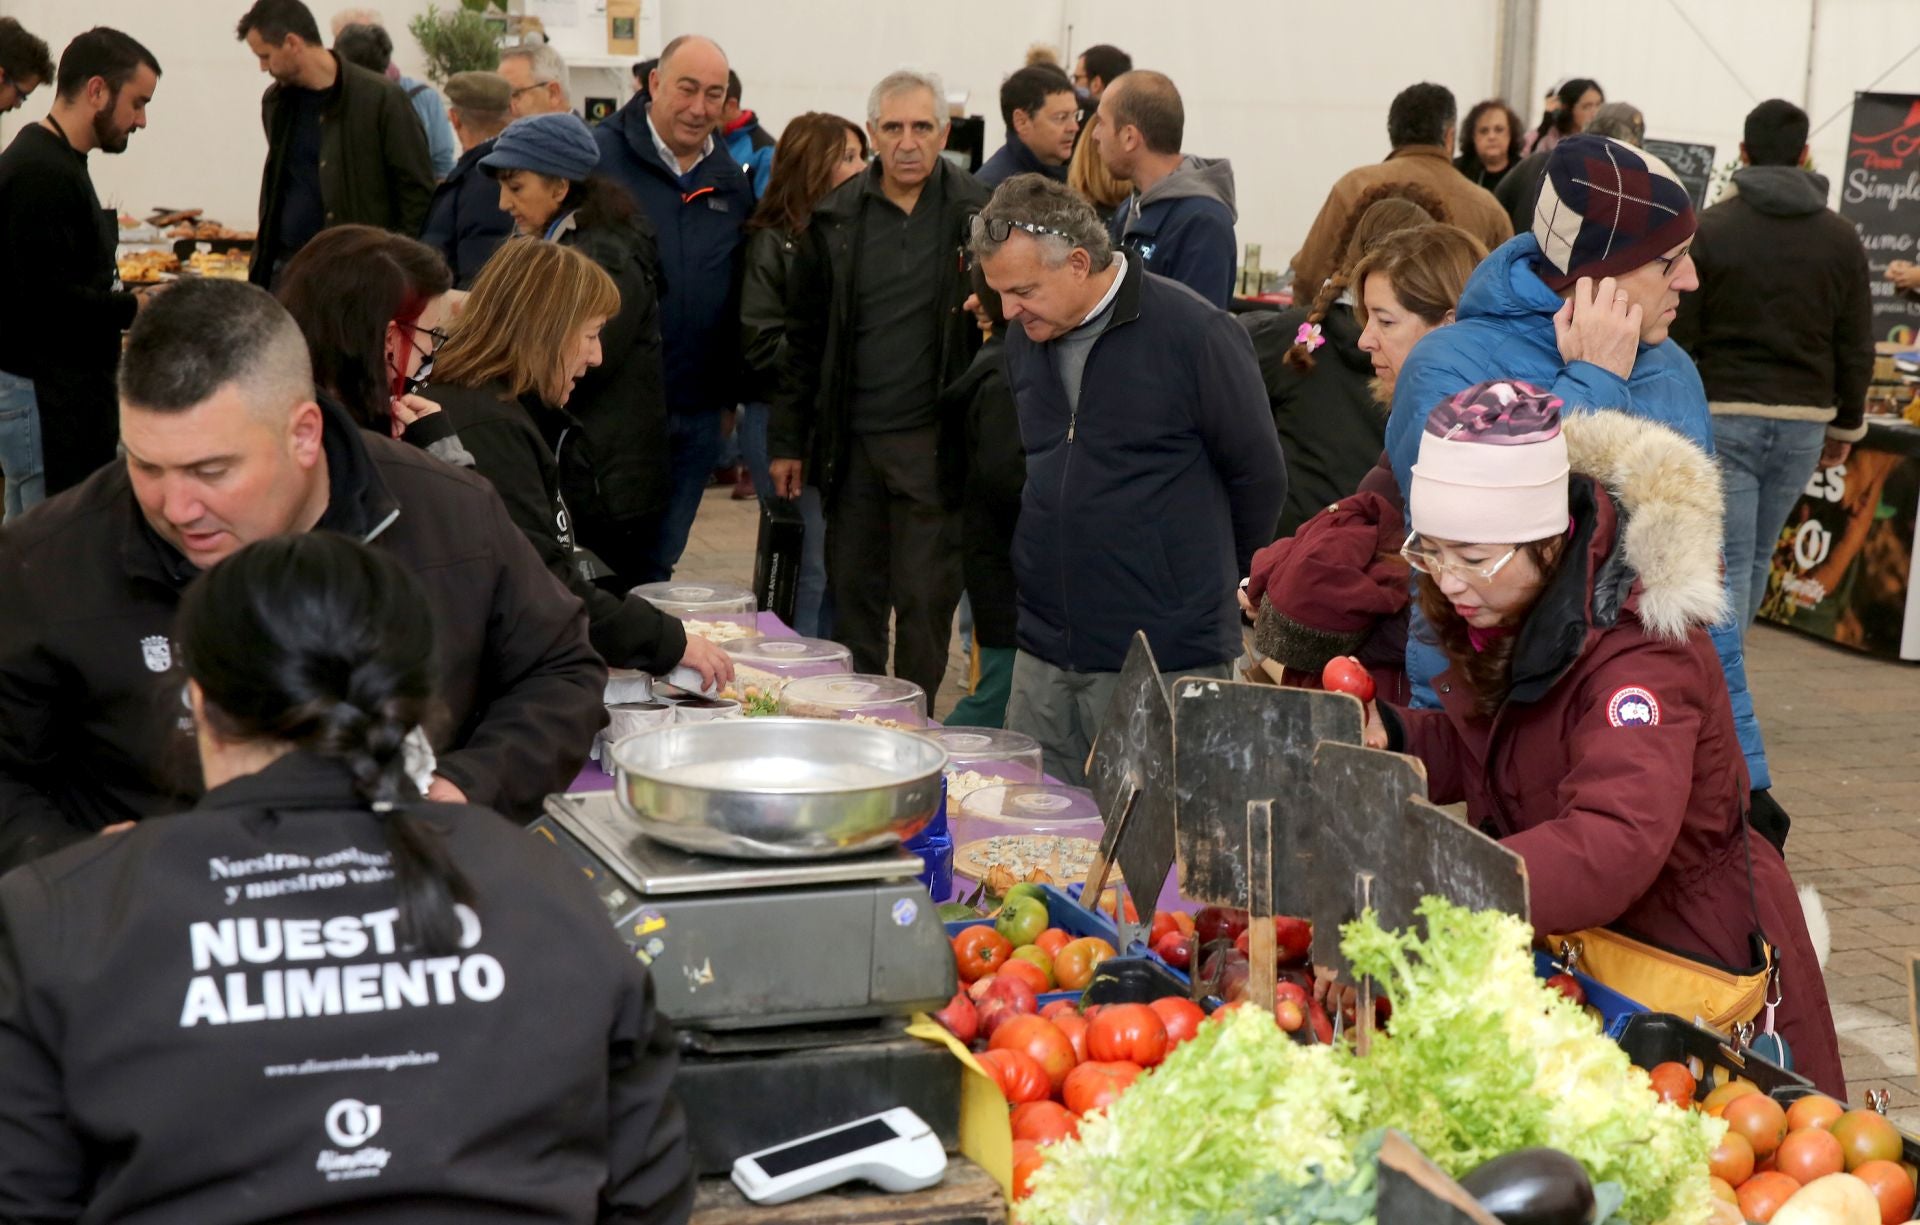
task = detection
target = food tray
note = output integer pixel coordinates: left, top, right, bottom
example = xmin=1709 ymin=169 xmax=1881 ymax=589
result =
xmin=782 ymin=673 xmax=928 ymax=729
xmin=633 ymin=580 xmax=757 ymax=618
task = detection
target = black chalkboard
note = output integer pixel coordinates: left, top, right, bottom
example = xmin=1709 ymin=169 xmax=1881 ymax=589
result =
xmin=1840 ymin=93 xmax=1920 ymax=342
xmin=1643 ymin=138 xmax=1716 ymax=211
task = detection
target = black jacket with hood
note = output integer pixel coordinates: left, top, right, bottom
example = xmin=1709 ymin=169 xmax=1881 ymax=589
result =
xmin=0 ymin=750 xmax=693 ymax=1224
xmin=421 ymin=378 xmax=689 ymax=674
xmin=419 ymin=137 xmax=514 ymax=289
xmin=771 ymin=159 xmax=990 ymax=499
xmin=1107 ymin=156 xmax=1239 ymax=308
xmin=1671 ymin=166 xmax=1873 ymax=442
xmin=0 ymin=398 xmax=606 ymax=870
xmin=938 ymin=333 xmax=1023 ymax=649
xmin=249 ymin=54 xmax=436 ymax=286
xmin=1239 ymin=304 xmax=1385 ymax=538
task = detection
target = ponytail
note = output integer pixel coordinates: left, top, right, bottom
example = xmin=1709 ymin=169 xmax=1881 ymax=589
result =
xmin=1284 ymin=183 xmax=1451 ymax=374
xmin=178 ymin=532 xmax=475 ymax=955
xmin=1282 ymin=271 xmax=1346 ymax=374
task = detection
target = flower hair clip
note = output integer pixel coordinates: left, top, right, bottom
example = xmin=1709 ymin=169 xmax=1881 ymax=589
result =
xmin=1294 ymin=321 xmax=1325 ymax=353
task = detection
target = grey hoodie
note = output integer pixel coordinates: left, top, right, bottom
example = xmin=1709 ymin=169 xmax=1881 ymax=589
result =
xmin=1127 ymin=154 xmax=1239 ymax=223
xmin=1725 ymin=165 xmax=1830 ymax=217
xmin=1109 ymin=156 xmax=1240 ymax=306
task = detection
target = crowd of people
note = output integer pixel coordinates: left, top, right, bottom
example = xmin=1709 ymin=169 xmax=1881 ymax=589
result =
xmin=0 ymin=0 xmax=1886 ymax=1214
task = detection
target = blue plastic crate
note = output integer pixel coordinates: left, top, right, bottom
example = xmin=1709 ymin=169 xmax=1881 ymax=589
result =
xmin=1533 ymin=949 xmax=1646 ymax=1039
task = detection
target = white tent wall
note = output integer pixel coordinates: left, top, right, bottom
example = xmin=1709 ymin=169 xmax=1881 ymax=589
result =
xmin=1 ymin=1 xmax=1917 ymax=263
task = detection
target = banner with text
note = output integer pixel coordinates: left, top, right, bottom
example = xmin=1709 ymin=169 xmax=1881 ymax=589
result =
xmin=1841 ymin=92 xmax=1920 ymax=344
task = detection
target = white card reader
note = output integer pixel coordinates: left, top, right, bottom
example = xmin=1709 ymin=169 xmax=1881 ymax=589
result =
xmin=730 ymin=1107 xmax=947 ymax=1206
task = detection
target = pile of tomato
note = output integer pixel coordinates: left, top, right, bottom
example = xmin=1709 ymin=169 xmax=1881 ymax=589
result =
xmin=1643 ymin=1061 xmax=1918 ymax=1223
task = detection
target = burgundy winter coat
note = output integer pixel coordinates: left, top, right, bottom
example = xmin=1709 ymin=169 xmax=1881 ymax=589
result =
xmin=1379 ymin=412 xmax=1842 ymax=1095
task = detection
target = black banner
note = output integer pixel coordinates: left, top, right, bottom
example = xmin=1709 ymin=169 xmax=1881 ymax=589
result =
xmin=1839 ymin=92 xmax=1920 ymax=344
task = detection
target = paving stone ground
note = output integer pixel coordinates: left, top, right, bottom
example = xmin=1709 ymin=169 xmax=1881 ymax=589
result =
xmin=681 ymin=485 xmax=1920 ymax=1115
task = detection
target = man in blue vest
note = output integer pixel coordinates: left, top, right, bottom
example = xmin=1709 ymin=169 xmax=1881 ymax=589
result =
xmin=593 ymin=34 xmax=753 ymax=581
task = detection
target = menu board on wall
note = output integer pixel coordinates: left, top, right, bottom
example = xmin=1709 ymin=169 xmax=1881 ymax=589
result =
xmin=1643 ymin=139 xmax=1715 ymax=210
xmin=1840 ymin=93 xmax=1920 ymax=345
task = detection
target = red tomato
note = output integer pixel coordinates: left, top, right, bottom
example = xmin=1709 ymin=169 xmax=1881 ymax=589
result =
xmin=1038 ymin=999 xmax=1078 ymax=1020
xmin=1320 ymin=655 xmax=1375 ymax=701
xmin=1034 ymin=928 xmax=1072 ymax=957
xmin=1062 ymin=1060 xmax=1142 ymax=1116
xmin=1852 ymin=1159 xmax=1916 ymax=1224
xmin=1088 ymin=1003 xmax=1169 ymax=1066
xmin=977 ymin=1049 xmax=1050 ymax=1103
xmin=1010 ymin=1100 xmax=1079 ymax=1147
xmin=1274 ymin=979 xmax=1311 ymax=1007
xmin=1735 ymin=1171 xmax=1800 ymax=1223
xmin=1646 ymin=1061 xmax=1696 ymax=1109
xmin=933 ymin=991 xmax=977 ymax=1044
xmin=1725 ymin=1094 xmax=1789 ymax=1161
xmin=1054 ymin=937 xmax=1117 ymax=991
xmin=1051 ymin=1012 xmax=1090 ymax=1063
xmin=1774 ymin=1126 xmax=1844 ymax=1185
xmin=1149 ymin=911 xmax=1196 ymax=944
xmin=1151 ymin=930 xmax=1194 ymax=970
xmin=990 ymin=1015 xmax=1077 ymax=1091
xmin=1011 ymin=1138 xmax=1045 ymax=1200
xmin=1149 ymin=997 xmax=1205 ymax=1048
xmin=952 ymin=927 xmax=1013 ymax=982
xmin=998 ymin=957 xmax=1051 ymax=996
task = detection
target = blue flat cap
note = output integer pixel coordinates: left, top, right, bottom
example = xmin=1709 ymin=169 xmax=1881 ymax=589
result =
xmin=481 ymin=112 xmax=601 ymax=181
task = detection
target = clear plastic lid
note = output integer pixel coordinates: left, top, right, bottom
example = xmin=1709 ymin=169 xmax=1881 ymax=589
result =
xmin=631 ymin=581 xmax=758 ymax=618
xmin=920 ymin=728 xmax=1044 ymax=794
xmin=724 ymin=635 xmax=854 ymax=678
xmin=781 ymin=673 xmax=928 ymax=727
xmin=951 ymin=784 xmax=1105 ymax=886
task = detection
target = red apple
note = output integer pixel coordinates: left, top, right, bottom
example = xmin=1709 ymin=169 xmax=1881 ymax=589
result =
xmin=974 ymin=976 xmax=1038 ymax=1039
xmin=1274 ymin=916 xmax=1313 ymax=964
xmin=934 ymin=991 xmax=978 ymax=1044
xmin=1195 ymin=905 xmax=1250 ymax=949
xmin=1544 ymin=973 xmax=1586 ymax=1006
xmin=1275 ymin=998 xmax=1305 ymax=1032
xmin=1152 ymin=930 xmax=1193 ymax=970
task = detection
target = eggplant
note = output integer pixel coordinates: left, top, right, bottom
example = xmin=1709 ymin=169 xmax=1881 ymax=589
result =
xmin=1458 ymin=1148 xmax=1595 ymax=1225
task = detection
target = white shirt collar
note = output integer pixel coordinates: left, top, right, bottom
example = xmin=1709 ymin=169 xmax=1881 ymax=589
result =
xmin=647 ymin=106 xmax=714 ymax=174
xmin=1076 ymin=253 xmax=1127 ymax=329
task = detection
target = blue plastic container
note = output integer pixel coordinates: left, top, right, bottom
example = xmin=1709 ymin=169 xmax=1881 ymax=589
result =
xmin=904 ymin=777 xmax=953 ymax=902
xmin=1532 ymin=950 xmax=1646 ymax=1039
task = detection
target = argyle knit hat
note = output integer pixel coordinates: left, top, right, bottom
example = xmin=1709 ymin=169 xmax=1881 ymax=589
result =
xmin=1409 ymin=381 xmax=1568 ymax=544
xmin=1532 ymin=134 xmax=1695 ymax=290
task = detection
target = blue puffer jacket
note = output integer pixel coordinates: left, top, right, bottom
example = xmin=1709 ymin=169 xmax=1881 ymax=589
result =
xmin=1384 ymin=233 xmax=1771 ymax=788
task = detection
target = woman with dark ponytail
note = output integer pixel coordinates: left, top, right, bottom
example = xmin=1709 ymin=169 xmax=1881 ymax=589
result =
xmin=0 ymin=533 xmax=694 ymax=1222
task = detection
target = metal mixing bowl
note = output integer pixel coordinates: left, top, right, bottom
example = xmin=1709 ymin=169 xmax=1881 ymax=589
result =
xmin=608 ymin=718 xmax=948 ymax=859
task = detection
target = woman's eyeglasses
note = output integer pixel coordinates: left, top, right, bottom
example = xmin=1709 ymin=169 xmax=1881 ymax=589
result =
xmin=1399 ymin=531 xmax=1520 ymax=584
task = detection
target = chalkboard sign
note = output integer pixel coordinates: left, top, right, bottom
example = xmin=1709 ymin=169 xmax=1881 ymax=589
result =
xmin=1840 ymin=93 xmax=1920 ymax=344
xmin=1643 ymin=138 xmax=1716 ymax=211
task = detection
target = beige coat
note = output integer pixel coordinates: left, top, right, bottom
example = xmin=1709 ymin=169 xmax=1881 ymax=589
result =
xmin=1288 ymin=145 xmax=1513 ymax=299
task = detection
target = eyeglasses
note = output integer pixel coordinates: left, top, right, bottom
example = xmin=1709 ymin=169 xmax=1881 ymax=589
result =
xmin=401 ymin=321 xmax=450 ymax=356
xmin=1656 ymin=243 xmax=1693 ymax=278
xmin=1400 ymin=531 xmax=1520 ymax=584
xmin=510 ymin=82 xmax=551 ymax=98
xmin=973 ymin=216 xmax=1076 ymax=244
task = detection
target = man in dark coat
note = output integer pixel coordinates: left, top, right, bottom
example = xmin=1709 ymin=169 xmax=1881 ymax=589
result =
xmin=592 ymin=34 xmax=754 ymax=582
xmin=0 ymin=28 xmax=160 ymax=496
xmin=237 ymin=0 xmax=434 ymax=288
xmin=974 ymin=175 xmax=1285 ymax=783
xmin=420 ymin=69 xmax=515 ymax=287
xmin=977 ymin=64 xmax=1078 ymax=189
xmin=0 ymin=279 xmax=606 ymax=872
xmin=770 ymin=69 xmax=991 ymax=703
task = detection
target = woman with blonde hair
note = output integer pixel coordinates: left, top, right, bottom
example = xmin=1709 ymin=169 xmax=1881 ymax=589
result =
xmin=1067 ymin=115 xmax=1130 ymax=224
xmin=423 ymin=237 xmax=731 ymax=687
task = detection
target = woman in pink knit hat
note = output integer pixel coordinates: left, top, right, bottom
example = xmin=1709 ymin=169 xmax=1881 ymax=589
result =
xmin=1367 ymin=378 xmax=1842 ymax=1095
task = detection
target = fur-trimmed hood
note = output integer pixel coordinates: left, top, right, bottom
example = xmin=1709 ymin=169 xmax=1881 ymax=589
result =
xmin=1561 ymin=408 xmax=1728 ymax=641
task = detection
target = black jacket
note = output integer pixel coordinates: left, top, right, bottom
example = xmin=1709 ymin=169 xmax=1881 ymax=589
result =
xmin=593 ymin=97 xmax=754 ymax=414
xmin=1670 ymin=167 xmax=1873 ymax=438
xmin=250 ymin=54 xmax=436 ymax=286
xmin=552 ymin=213 xmax=673 ymax=530
xmin=1493 ymin=149 xmax=1549 ymax=234
xmin=1004 ymin=258 xmax=1287 ymax=672
xmin=419 ymin=137 xmax=514 ymax=288
xmin=0 ymin=398 xmax=606 ymax=870
xmin=422 ymin=378 xmax=689 ymax=674
xmin=940 ymin=334 xmax=1023 ymax=649
xmin=771 ymin=160 xmax=990 ymax=497
xmin=977 ymin=138 xmax=1068 ymax=189
xmin=1239 ymin=304 xmax=1385 ymax=538
xmin=0 ymin=750 xmax=692 ymax=1224
xmin=1453 ymin=152 xmax=1513 ymax=194
xmin=739 ymin=224 xmax=798 ymax=405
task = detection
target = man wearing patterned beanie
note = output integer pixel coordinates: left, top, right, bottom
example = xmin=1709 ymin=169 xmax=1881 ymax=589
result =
xmin=1374 ymin=132 xmax=1785 ymax=850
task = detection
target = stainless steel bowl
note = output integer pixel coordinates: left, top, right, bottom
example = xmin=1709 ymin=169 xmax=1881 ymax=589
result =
xmin=608 ymin=717 xmax=949 ymax=859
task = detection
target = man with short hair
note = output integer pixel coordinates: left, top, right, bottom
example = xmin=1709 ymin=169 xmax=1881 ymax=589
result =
xmin=333 ymin=20 xmax=456 ymax=177
xmin=1496 ymin=99 xmax=1645 ymax=234
xmin=1385 ymin=132 xmax=1782 ymax=842
xmin=237 ymin=0 xmax=434 ymax=287
xmin=973 ymin=175 xmax=1285 ymax=783
xmin=1070 ymin=43 xmax=1130 ymax=104
xmin=1289 ymin=81 xmax=1512 ymax=299
xmin=420 ymin=69 xmax=515 ymax=286
xmin=0 ymin=27 xmax=160 ymax=500
xmin=770 ymin=69 xmax=991 ymax=700
xmin=498 ymin=42 xmax=570 ymax=117
xmin=1094 ymin=70 xmax=1238 ymax=306
xmin=719 ymin=68 xmax=774 ymax=196
xmin=0 ymin=279 xmax=606 ymax=872
xmin=979 ymin=64 xmax=1078 ymax=188
xmin=594 ymin=34 xmax=754 ymax=581
xmin=1673 ymin=99 xmax=1873 ymax=628
xmin=0 ymin=16 xmax=55 ymax=521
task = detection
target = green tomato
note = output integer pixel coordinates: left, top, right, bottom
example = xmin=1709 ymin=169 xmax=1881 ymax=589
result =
xmin=1002 ymin=882 xmax=1049 ymax=908
xmin=995 ymin=896 xmax=1049 ymax=948
xmin=1010 ymin=944 xmax=1054 ymax=987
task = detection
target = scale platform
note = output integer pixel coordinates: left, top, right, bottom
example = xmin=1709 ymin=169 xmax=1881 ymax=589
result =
xmin=531 ymin=793 xmax=956 ymax=1031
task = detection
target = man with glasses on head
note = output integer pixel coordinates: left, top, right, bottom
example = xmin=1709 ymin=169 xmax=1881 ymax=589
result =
xmin=0 ymin=17 xmax=54 ymax=520
xmin=0 ymin=26 xmax=160 ymax=503
xmin=771 ymin=68 xmax=990 ymax=702
xmin=1380 ymin=132 xmax=1785 ymax=848
xmin=498 ymin=41 xmax=570 ymax=118
xmin=971 ymin=175 xmax=1284 ymax=784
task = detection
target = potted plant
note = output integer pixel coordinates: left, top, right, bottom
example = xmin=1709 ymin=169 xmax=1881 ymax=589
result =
xmin=409 ymin=0 xmax=506 ymax=86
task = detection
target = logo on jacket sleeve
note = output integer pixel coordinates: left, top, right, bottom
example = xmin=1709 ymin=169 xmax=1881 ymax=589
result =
xmin=140 ymin=634 xmax=173 ymax=673
xmin=1606 ymin=686 xmax=1661 ymax=728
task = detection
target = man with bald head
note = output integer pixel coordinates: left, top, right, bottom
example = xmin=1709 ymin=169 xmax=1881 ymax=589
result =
xmin=594 ymin=33 xmax=755 ymax=581
xmin=1093 ymin=70 xmax=1239 ymax=306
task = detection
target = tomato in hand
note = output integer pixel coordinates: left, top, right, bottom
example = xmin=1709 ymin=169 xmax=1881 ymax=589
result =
xmin=1149 ymin=996 xmax=1205 ymax=1049
xmin=1062 ymin=1060 xmax=1142 ymax=1116
xmin=1053 ymin=937 xmax=1118 ymax=991
xmin=990 ymin=1015 xmax=1077 ymax=1091
xmin=1320 ymin=655 xmax=1375 ymax=701
xmin=952 ymin=926 xmax=1014 ymax=982
xmin=1088 ymin=1002 xmax=1168 ymax=1066
xmin=977 ymin=1048 xmax=1051 ymax=1103
xmin=1010 ymin=1100 xmax=1079 ymax=1147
